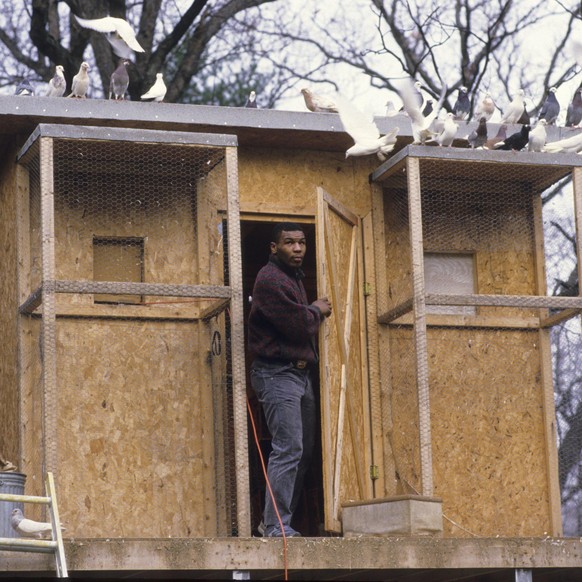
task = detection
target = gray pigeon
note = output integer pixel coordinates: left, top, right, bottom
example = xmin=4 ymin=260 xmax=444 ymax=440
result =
xmin=15 ymin=78 xmax=34 ymax=96
xmin=537 ymin=87 xmax=560 ymax=125
xmin=45 ymin=65 xmax=66 ymax=97
xmin=453 ymin=86 xmax=471 ymax=120
xmin=566 ymin=87 xmax=582 ymax=127
xmin=244 ymin=90 xmax=257 ymax=108
xmin=11 ymin=508 xmax=53 ymax=538
xmin=467 ymin=117 xmax=488 ymax=148
xmin=109 ymin=59 xmax=130 ymax=100
xmin=140 ymin=73 xmax=166 ymax=102
xmin=68 ymin=62 xmax=90 ymax=98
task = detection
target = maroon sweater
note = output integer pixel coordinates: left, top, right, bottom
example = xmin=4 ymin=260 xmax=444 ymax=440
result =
xmin=248 ymin=255 xmax=322 ymax=364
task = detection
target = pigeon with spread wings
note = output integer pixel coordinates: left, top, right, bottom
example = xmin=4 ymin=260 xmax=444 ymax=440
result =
xmin=336 ymin=97 xmax=399 ymax=161
xmin=74 ymin=15 xmax=145 ymax=59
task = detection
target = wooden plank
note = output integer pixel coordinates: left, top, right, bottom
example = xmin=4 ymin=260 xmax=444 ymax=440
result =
xmin=224 ymin=146 xmax=250 ymax=537
xmin=407 ymin=156 xmax=433 ymax=497
xmin=389 ymin=313 xmax=541 ymax=329
xmin=424 ymin=293 xmax=582 ymax=308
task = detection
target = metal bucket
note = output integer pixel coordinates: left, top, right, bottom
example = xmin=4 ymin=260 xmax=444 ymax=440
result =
xmin=0 ymin=472 xmax=26 ymax=538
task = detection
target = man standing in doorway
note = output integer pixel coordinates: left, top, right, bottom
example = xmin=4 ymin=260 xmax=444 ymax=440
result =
xmin=248 ymin=222 xmax=332 ymax=538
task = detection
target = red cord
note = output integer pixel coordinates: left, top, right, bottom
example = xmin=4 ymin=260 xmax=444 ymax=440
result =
xmin=246 ymin=398 xmax=289 ymax=580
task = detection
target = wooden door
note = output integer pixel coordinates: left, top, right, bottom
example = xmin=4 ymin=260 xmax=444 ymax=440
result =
xmin=316 ymin=186 xmax=373 ymax=532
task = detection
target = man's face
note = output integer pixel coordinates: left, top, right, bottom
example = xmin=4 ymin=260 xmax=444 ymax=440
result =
xmin=271 ymin=230 xmax=306 ymax=268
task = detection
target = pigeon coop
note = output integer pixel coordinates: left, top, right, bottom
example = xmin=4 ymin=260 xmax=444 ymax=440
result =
xmin=13 ymin=124 xmax=249 ymax=538
xmin=368 ymin=144 xmax=582 ymax=537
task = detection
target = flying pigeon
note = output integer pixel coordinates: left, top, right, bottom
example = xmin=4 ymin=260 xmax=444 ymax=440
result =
xmin=68 ymin=62 xmax=90 ymax=98
xmin=543 ymin=131 xmax=582 ymax=154
xmin=484 ymin=124 xmax=507 ymax=150
xmin=466 ymin=117 xmax=488 ymax=149
xmin=537 ymin=87 xmax=560 ymax=125
xmin=473 ymin=92 xmax=496 ymax=122
xmin=565 ymin=87 xmax=582 ymax=127
xmin=14 ymin=78 xmax=34 ymax=96
xmin=453 ymin=86 xmax=471 ymax=120
xmin=301 ymin=88 xmax=338 ymax=113
xmin=399 ymin=79 xmax=447 ymax=144
xmin=528 ymin=119 xmax=547 ymax=152
xmin=11 ymin=508 xmax=53 ymax=538
xmin=336 ymin=96 xmax=399 ymax=161
xmin=427 ymin=112 xmax=458 ymax=146
xmin=244 ymin=90 xmax=257 ymax=108
xmin=495 ymin=124 xmax=530 ymax=151
xmin=141 ymin=73 xmax=167 ymax=102
xmin=45 ymin=66 xmax=66 ymax=97
xmin=74 ymin=15 xmax=145 ymax=59
xmin=501 ymin=89 xmax=526 ymax=124
xmin=109 ymin=59 xmax=130 ymax=100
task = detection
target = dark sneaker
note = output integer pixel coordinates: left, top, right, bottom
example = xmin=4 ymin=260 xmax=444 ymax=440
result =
xmin=258 ymin=521 xmax=266 ymax=536
xmin=264 ymin=525 xmax=301 ymax=538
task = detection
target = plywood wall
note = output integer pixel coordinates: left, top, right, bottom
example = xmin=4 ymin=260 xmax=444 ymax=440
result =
xmin=0 ymin=142 xmax=21 ymax=468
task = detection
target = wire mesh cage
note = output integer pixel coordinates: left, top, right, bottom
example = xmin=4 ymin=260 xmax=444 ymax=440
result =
xmin=15 ymin=125 xmax=249 ymax=538
xmin=373 ymin=146 xmax=582 ymax=537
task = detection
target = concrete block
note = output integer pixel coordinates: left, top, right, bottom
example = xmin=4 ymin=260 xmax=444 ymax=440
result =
xmin=342 ymin=495 xmax=443 ymax=537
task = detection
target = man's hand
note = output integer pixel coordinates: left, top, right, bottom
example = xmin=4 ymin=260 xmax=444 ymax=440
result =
xmin=312 ymin=297 xmax=332 ymax=318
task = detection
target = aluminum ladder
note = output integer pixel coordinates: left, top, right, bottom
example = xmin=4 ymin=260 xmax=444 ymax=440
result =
xmin=0 ymin=471 xmax=68 ymax=577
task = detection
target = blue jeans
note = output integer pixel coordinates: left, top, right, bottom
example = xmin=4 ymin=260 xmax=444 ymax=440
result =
xmin=250 ymin=360 xmax=316 ymax=530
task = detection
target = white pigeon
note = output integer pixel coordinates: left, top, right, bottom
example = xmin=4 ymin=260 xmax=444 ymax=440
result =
xmin=74 ymin=15 xmax=145 ymax=59
xmin=45 ymin=65 xmax=66 ymax=97
xmin=244 ymin=90 xmax=257 ymax=108
xmin=301 ymin=88 xmax=338 ymax=112
xmin=11 ymin=508 xmax=53 ymax=538
xmin=336 ymin=97 xmax=399 ymax=161
xmin=427 ymin=112 xmax=458 ymax=147
xmin=528 ymin=119 xmax=547 ymax=152
xmin=473 ymin=91 xmax=496 ymax=122
xmin=385 ymin=100 xmax=399 ymax=117
xmin=140 ymin=73 xmax=167 ymax=102
xmin=68 ymin=62 xmax=90 ymax=98
xmin=399 ymin=79 xmax=447 ymax=144
xmin=543 ymin=130 xmax=582 ymax=154
xmin=501 ymin=89 xmax=525 ymax=124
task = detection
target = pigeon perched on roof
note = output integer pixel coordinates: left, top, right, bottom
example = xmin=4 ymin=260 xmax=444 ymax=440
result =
xmin=109 ymin=59 xmax=130 ymax=100
xmin=473 ymin=92 xmax=496 ymax=122
xmin=301 ymin=88 xmax=338 ymax=112
xmin=45 ymin=65 xmax=66 ymax=97
xmin=543 ymin=130 xmax=582 ymax=154
xmin=11 ymin=508 xmax=53 ymax=539
xmin=74 ymin=15 xmax=145 ymax=59
xmin=427 ymin=112 xmax=458 ymax=146
xmin=385 ymin=100 xmax=399 ymax=117
xmin=141 ymin=73 xmax=167 ymax=102
xmin=495 ymin=124 xmax=530 ymax=151
xmin=68 ymin=62 xmax=90 ymax=98
xmin=399 ymin=79 xmax=447 ymax=144
xmin=466 ymin=117 xmax=488 ymax=149
xmin=528 ymin=119 xmax=547 ymax=152
xmin=565 ymin=87 xmax=582 ymax=127
xmin=244 ymin=90 xmax=257 ymax=108
xmin=501 ymin=90 xmax=526 ymax=124
xmin=453 ymin=86 xmax=471 ymax=120
xmin=517 ymin=104 xmax=530 ymax=125
xmin=15 ymin=78 xmax=34 ymax=96
xmin=336 ymin=96 xmax=399 ymax=161
xmin=484 ymin=124 xmax=507 ymax=150
xmin=537 ymin=87 xmax=560 ymax=125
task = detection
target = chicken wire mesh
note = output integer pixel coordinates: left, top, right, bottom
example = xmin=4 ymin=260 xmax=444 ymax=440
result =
xmin=375 ymin=148 xmax=582 ymax=537
xmin=16 ymin=127 xmax=246 ymax=538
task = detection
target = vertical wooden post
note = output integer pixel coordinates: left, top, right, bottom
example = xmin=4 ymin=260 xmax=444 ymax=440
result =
xmin=225 ymin=146 xmax=251 ymax=536
xmin=39 ymin=137 xmax=58 ymax=476
xmin=532 ymin=189 xmax=563 ymax=536
xmin=406 ymin=157 xmax=433 ymax=496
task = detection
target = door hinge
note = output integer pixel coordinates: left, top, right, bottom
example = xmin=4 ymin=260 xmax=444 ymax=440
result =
xmin=363 ymin=282 xmax=372 ymax=296
xmin=369 ymin=465 xmax=379 ymax=481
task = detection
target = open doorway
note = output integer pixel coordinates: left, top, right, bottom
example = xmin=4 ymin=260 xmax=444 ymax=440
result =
xmin=240 ymin=219 xmax=325 ymax=537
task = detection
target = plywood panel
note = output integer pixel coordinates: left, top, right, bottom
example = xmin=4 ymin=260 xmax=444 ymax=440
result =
xmin=56 ymin=318 xmax=221 ymax=538
xmin=390 ymin=326 xmax=551 ymax=537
